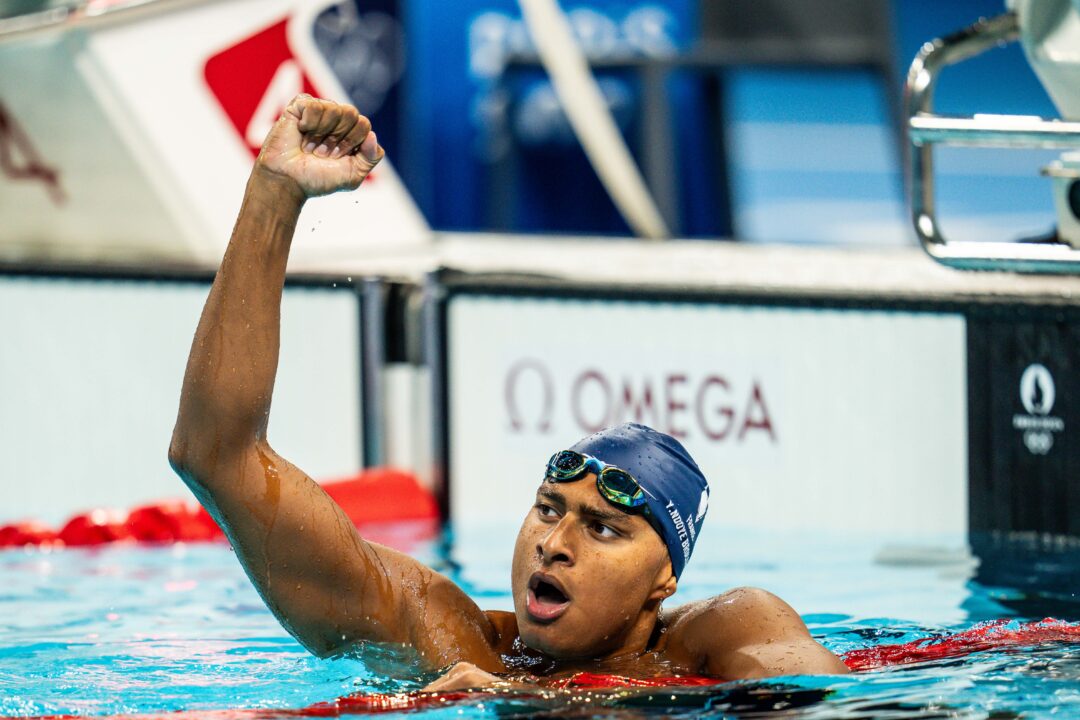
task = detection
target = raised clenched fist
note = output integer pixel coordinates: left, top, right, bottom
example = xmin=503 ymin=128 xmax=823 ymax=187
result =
xmin=255 ymin=94 xmax=383 ymax=199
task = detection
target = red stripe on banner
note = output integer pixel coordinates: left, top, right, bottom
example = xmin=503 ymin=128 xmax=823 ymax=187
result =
xmin=203 ymin=18 xmax=321 ymax=158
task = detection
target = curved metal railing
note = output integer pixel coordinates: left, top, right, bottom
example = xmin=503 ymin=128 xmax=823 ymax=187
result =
xmin=906 ymin=12 xmax=1080 ymax=273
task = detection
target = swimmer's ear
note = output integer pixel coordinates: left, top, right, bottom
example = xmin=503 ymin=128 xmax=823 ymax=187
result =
xmin=648 ymin=562 xmax=677 ymax=602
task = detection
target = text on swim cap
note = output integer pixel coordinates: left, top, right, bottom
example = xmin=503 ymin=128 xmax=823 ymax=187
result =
xmin=666 ymin=500 xmax=691 ymax=563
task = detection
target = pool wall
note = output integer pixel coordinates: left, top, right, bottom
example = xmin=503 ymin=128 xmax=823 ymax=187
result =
xmin=967 ymin=309 xmax=1080 ymax=538
xmin=1 ymin=240 xmax=1077 ymax=549
xmin=419 ymin=239 xmax=1080 ymax=549
xmin=0 ymin=266 xmax=373 ymax=525
xmin=439 ymin=287 xmax=969 ymax=544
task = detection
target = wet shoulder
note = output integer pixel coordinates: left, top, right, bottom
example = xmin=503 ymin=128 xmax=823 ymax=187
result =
xmin=662 ymin=587 xmax=802 ymax=658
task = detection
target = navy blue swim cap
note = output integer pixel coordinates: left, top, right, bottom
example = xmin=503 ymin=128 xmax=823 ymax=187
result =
xmin=570 ymin=423 xmax=709 ymax=579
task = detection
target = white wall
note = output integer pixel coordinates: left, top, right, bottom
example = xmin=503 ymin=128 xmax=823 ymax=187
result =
xmin=0 ymin=277 xmax=361 ymax=524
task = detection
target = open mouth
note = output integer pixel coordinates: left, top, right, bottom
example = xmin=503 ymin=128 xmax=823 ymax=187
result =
xmin=526 ymin=572 xmax=571 ymax=623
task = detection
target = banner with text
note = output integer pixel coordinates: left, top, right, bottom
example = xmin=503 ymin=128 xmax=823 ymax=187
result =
xmin=446 ymin=294 xmax=968 ymax=548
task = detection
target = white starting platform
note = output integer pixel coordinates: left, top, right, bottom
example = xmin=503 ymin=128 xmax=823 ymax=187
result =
xmin=0 ymin=0 xmax=428 ymax=266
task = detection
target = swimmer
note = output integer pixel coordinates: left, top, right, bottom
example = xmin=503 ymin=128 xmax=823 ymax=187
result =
xmin=169 ymin=95 xmax=849 ymax=690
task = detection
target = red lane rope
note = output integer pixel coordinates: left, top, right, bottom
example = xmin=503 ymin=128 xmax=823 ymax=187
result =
xmin=841 ymin=617 xmax=1080 ymax=671
xmin=550 ymin=672 xmax=720 ymax=689
xmin=6 ymin=620 xmax=1080 ymax=719
xmin=0 ymin=469 xmax=437 ymax=550
xmin=5 ymin=480 xmax=1079 ymax=714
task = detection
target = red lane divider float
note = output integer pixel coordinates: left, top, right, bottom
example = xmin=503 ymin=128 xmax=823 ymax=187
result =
xmin=8 ymin=620 xmax=1080 ymax=720
xmin=4 ymin=476 xmax=1080 ymax=713
xmin=0 ymin=468 xmax=439 ymax=550
xmin=550 ymin=672 xmax=719 ymax=689
xmin=3 ymin=622 xmax=1080 ymax=719
xmin=842 ymin=617 xmax=1080 ymax=671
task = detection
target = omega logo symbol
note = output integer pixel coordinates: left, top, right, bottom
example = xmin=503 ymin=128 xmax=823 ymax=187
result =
xmin=505 ymin=360 xmax=554 ymax=433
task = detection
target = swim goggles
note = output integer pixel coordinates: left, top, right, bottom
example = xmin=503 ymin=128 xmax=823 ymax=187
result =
xmin=544 ymin=450 xmax=653 ymax=513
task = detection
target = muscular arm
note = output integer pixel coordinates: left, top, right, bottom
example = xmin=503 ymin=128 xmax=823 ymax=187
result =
xmin=169 ymin=97 xmax=501 ymax=669
xmin=670 ymin=587 xmax=849 ymax=679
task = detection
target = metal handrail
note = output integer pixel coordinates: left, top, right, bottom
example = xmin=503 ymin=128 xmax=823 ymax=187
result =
xmin=906 ymin=11 xmax=1080 ymax=273
xmin=0 ymin=0 xmax=215 ymax=42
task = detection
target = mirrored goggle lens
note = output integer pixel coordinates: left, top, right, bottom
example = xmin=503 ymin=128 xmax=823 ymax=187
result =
xmin=598 ymin=468 xmax=647 ymax=508
xmin=546 ymin=450 xmax=587 ymax=479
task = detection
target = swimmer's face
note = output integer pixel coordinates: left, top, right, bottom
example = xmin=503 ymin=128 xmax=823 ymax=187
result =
xmin=511 ymin=474 xmax=675 ymax=659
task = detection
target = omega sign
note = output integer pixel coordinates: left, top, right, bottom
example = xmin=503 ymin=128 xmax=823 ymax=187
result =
xmin=504 ymin=360 xmax=776 ymax=443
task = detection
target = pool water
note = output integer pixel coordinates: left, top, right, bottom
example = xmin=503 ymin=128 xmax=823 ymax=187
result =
xmin=1 ymin=526 xmax=1078 ymax=718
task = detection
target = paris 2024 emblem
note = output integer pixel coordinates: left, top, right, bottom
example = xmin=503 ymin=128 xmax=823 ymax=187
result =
xmin=1012 ymin=363 xmax=1064 ymax=455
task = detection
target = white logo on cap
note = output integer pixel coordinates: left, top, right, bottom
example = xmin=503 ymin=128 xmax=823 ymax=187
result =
xmin=696 ymin=490 xmax=709 ymax=522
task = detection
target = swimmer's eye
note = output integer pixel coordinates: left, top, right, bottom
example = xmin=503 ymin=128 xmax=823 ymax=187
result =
xmin=590 ymin=522 xmax=620 ymax=539
xmin=535 ymin=503 xmax=559 ymax=519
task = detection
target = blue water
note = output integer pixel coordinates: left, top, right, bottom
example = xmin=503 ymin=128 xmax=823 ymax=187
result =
xmin=1 ymin=528 xmax=1078 ymax=718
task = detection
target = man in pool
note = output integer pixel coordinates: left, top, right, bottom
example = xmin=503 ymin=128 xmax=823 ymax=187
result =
xmin=169 ymin=95 xmax=849 ymax=689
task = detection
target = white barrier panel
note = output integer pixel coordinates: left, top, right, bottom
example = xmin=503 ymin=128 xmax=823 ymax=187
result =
xmin=447 ymin=295 xmax=969 ymax=545
xmin=0 ymin=0 xmax=428 ymax=266
xmin=0 ymin=276 xmax=362 ymax=524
